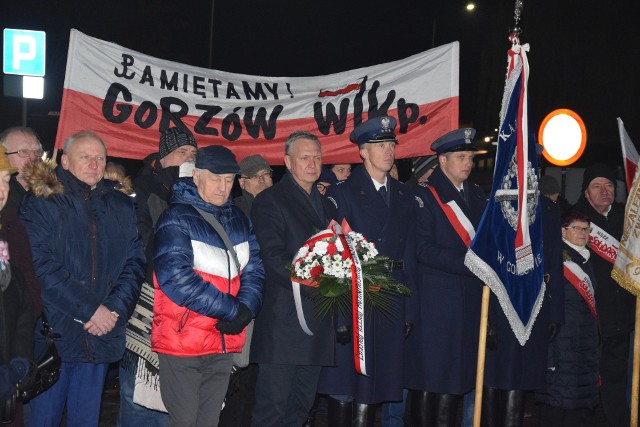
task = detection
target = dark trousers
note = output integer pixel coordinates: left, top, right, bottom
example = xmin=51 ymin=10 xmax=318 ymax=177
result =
xmin=251 ymin=364 xmax=321 ymax=427
xmin=219 ymin=363 xmax=259 ymax=427
xmin=537 ymin=403 xmax=590 ymax=427
xmin=600 ymin=333 xmax=630 ymax=427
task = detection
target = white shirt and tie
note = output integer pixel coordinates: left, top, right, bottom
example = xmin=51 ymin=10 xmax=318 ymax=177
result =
xmin=373 ymin=178 xmax=389 ymax=206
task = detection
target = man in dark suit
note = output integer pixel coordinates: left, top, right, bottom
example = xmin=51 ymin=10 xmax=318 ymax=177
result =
xmin=404 ymin=128 xmax=486 ymax=426
xmin=250 ymin=131 xmax=336 ymax=427
xmin=573 ymin=163 xmax=633 ymax=427
xmin=318 ymin=116 xmax=417 ymax=427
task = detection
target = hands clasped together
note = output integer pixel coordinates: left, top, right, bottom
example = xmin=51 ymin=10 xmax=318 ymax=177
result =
xmin=84 ymin=305 xmax=118 ymax=336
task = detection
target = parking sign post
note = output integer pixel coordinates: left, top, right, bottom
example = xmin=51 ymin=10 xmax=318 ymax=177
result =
xmin=3 ymin=29 xmax=47 ymax=123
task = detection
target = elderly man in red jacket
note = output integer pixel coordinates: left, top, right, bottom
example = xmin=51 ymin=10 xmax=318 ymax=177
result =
xmin=152 ymin=145 xmax=264 ymax=427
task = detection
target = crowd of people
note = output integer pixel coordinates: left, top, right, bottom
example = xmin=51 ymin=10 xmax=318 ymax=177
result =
xmin=0 ymin=118 xmax=634 ymax=427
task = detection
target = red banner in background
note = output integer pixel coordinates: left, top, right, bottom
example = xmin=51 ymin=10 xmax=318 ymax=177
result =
xmin=57 ymin=30 xmax=459 ymax=164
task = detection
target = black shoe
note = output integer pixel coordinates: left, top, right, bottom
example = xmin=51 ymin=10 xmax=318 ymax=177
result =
xmin=327 ymin=397 xmax=352 ymax=427
xmin=352 ymin=402 xmax=377 ymax=427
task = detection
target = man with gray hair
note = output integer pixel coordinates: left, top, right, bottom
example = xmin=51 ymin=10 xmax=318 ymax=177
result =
xmin=152 ymin=145 xmax=264 ymax=427
xmin=20 ymin=130 xmax=145 ymax=426
xmin=0 ymin=127 xmax=45 ymax=317
xmin=0 ymin=126 xmax=43 ymax=195
xmin=250 ymin=131 xmax=336 ymax=427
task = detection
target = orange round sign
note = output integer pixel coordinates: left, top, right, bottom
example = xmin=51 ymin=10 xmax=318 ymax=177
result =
xmin=538 ymin=109 xmax=587 ymax=166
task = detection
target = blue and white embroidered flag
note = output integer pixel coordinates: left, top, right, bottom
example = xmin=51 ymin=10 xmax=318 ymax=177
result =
xmin=464 ymin=42 xmax=545 ymax=346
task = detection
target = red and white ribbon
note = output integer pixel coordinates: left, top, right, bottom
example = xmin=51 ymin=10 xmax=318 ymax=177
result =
xmin=291 ymin=225 xmax=337 ymax=336
xmin=427 ymin=186 xmax=475 ymax=248
xmin=589 ymin=222 xmax=619 ymax=264
xmin=290 ymin=219 xmax=369 ymax=375
xmin=337 ymin=226 xmax=368 ymax=376
xmin=563 ymin=259 xmax=597 ymax=320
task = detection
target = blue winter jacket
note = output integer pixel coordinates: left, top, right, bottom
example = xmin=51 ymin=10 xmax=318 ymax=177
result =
xmin=20 ymin=166 xmax=145 ymax=363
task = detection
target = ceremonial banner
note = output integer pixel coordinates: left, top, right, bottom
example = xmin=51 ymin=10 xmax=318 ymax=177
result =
xmin=56 ymin=30 xmax=460 ymax=164
xmin=618 ymin=117 xmax=639 ymax=191
xmin=464 ymin=43 xmax=545 ymax=345
xmin=612 ymin=167 xmax=640 ymax=297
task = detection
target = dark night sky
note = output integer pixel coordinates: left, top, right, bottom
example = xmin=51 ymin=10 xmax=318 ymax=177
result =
xmin=1 ymin=0 xmax=638 ymax=168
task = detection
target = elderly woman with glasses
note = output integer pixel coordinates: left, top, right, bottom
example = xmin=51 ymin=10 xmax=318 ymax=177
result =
xmin=536 ymin=209 xmax=600 ymax=426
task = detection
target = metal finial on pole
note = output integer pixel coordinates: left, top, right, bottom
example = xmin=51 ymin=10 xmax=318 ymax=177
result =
xmin=510 ymin=0 xmax=524 ymax=43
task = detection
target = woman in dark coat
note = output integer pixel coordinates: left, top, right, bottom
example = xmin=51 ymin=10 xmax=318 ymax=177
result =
xmin=535 ymin=210 xmax=600 ymax=426
xmin=0 ymin=146 xmax=34 ymax=426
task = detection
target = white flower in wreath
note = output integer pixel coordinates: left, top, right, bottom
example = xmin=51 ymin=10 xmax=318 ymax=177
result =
xmin=321 ymin=255 xmax=332 ymax=268
xmin=313 ymin=241 xmax=329 ymax=256
xmin=296 ymin=246 xmax=309 ymax=259
xmin=302 ymin=264 xmax=313 ymax=278
xmin=295 ymin=263 xmax=309 ymax=279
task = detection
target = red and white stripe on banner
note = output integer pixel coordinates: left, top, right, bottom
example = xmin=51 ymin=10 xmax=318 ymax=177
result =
xmin=427 ymin=185 xmax=475 ymax=247
xmin=618 ymin=117 xmax=639 ymax=191
xmin=588 ymin=222 xmax=619 ymax=264
xmin=57 ymin=30 xmax=460 ymax=164
xmin=508 ymin=44 xmax=534 ymax=275
xmin=563 ymin=260 xmax=597 ymax=320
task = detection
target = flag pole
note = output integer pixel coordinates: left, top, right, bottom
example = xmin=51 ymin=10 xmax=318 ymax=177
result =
xmin=472 ymin=4 xmax=525 ymax=426
xmin=473 ymin=285 xmax=490 ymax=427
xmin=631 ymin=299 xmax=640 ymax=427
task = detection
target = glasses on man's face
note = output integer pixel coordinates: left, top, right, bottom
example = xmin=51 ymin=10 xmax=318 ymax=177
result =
xmin=5 ymin=148 xmax=44 ymax=158
xmin=244 ymin=171 xmax=272 ymax=181
xmin=564 ymin=225 xmax=593 ymax=233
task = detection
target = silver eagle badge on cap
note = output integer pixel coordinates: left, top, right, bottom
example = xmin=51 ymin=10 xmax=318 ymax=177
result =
xmin=381 ymin=117 xmax=391 ymax=131
xmin=464 ymin=128 xmax=472 ymax=144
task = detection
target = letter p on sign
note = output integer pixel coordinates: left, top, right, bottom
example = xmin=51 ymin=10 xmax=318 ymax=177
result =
xmin=3 ymin=29 xmax=46 ymax=76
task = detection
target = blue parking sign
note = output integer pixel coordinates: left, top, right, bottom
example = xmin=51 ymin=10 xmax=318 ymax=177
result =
xmin=3 ymin=29 xmax=46 ymax=76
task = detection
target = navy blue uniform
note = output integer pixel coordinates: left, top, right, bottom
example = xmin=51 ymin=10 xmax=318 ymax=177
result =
xmin=317 ymin=165 xmax=417 ymax=404
xmin=405 ymin=166 xmax=486 ymax=395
